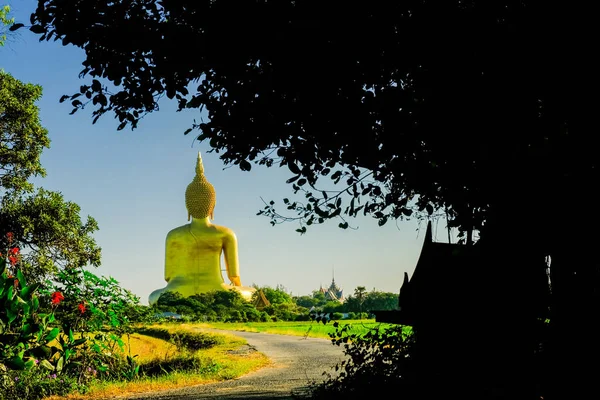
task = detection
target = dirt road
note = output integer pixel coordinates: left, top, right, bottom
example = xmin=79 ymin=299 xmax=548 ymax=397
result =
xmin=125 ymin=329 xmax=348 ymax=399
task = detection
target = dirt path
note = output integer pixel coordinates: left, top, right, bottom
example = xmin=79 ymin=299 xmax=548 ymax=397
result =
xmin=125 ymin=329 xmax=348 ymax=399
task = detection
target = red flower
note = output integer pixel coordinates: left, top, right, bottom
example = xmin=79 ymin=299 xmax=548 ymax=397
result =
xmin=9 ymin=247 xmax=19 ymax=255
xmin=8 ymin=255 xmax=17 ymax=265
xmin=78 ymin=303 xmax=86 ymax=314
xmin=51 ymin=291 xmax=64 ymax=305
xmin=6 ymin=232 xmax=13 ymax=242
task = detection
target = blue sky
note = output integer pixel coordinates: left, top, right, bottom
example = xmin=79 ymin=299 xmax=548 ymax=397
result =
xmin=1 ymin=0 xmax=454 ymax=304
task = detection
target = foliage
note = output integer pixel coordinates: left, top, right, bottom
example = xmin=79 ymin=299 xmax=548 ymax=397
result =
xmin=154 ymin=285 xmax=399 ymax=323
xmin=153 ymin=290 xmax=262 ymax=322
xmin=308 ymin=321 xmax=416 ymax=398
xmin=0 ymin=249 xmax=89 ymax=398
xmin=43 ymin=266 xmax=144 ymax=380
xmin=1 ymin=367 xmax=81 ymax=400
xmin=139 ymin=352 xmax=219 ymax=377
xmin=0 ymin=260 xmax=61 ymax=371
xmin=251 ymin=284 xmax=293 ymax=305
xmin=0 ymin=5 xmax=13 ymax=46
xmin=134 ymin=326 xmax=224 ymax=351
xmin=295 ymin=287 xmax=398 ymax=317
xmin=0 ymin=244 xmax=151 ymax=398
xmin=0 ymin=71 xmax=49 ymax=193
xmin=294 ymin=294 xmax=321 ymax=309
xmin=0 ymin=71 xmax=101 ymax=283
xmin=15 ymin=2 xmax=595 ymax=238
xmin=47 ymin=266 xmax=140 ymax=333
xmin=0 ymin=189 xmax=101 ymax=281
xmin=342 ymin=288 xmax=398 ymax=315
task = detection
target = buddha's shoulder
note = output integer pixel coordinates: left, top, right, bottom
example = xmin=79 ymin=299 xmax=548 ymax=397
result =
xmin=211 ymin=224 xmax=237 ymax=237
xmin=166 ymin=224 xmax=191 ymax=238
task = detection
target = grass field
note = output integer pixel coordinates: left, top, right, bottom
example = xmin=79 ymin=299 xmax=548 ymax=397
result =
xmin=43 ymin=319 xmax=408 ymax=399
xmin=194 ymin=319 xmax=407 ymax=339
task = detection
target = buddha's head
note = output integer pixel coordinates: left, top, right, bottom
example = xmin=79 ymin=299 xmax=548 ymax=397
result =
xmin=185 ymin=152 xmax=216 ymax=221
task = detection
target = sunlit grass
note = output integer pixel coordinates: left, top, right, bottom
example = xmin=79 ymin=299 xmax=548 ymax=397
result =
xmin=194 ymin=319 xmax=402 ymax=339
xmin=42 ymin=320 xmax=406 ymax=399
xmin=119 ymin=333 xmax=178 ymax=363
xmin=43 ymin=325 xmax=270 ymax=400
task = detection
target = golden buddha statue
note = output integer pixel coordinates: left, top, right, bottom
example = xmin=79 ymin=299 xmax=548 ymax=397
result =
xmin=148 ymin=152 xmax=256 ymax=306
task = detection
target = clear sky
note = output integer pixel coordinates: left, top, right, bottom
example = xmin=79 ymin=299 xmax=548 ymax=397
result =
xmin=1 ymin=0 xmax=454 ymax=304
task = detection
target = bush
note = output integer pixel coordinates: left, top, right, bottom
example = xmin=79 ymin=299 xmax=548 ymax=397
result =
xmin=307 ymin=322 xmax=416 ymax=398
xmin=1 ymin=241 xmax=148 ymax=397
xmin=134 ymin=327 xmax=225 ymax=351
xmin=140 ymin=353 xmax=220 ymax=377
xmin=332 ymin=312 xmax=344 ymax=320
xmin=259 ymin=312 xmax=271 ymax=322
xmin=294 ymin=313 xmax=311 ymax=322
xmin=0 ymin=367 xmax=81 ymax=400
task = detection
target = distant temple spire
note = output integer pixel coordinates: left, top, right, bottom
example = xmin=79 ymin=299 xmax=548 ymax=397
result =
xmin=319 ymin=268 xmax=345 ymax=303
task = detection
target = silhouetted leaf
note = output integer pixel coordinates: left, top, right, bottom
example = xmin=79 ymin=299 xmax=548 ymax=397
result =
xmin=288 ymin=162 xmax=301 ymax=174
xmin=9 ymin=23 xmax=24 ymax=31
xmin=29 ymin=25 xmax=45 ymax=34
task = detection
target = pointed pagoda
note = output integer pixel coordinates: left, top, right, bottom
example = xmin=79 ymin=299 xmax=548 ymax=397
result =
xmin=319 ymin=269 xmax=345 ymax=303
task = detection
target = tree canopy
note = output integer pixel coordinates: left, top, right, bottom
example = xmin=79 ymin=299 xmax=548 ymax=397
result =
xmin=0 ymin=71 xmax=49 ymax=193
xmin=0 ymin=71 xmax=101 ymax=280
xmin=15 ymin=1 xmax=596 ymax=238
xmin=0 ymin=5 xmax=13 ymax=46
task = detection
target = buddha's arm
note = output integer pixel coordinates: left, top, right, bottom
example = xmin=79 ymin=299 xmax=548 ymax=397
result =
xmin=223 ymin=230 xmax=241 ymax=286
xmin=164 ymin=233 xmax=176 ymax=283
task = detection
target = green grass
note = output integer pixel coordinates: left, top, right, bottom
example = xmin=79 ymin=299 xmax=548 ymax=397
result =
xmin=195 ymin=319 xmax=405 ymax=339
xmin=44 ymin=324 xmax=270 ymax=400
xmin=42 ymin=319 xmax=409 ymax=399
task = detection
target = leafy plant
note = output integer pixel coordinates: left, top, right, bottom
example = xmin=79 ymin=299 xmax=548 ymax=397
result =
xmin=0 ymin=5 xmax=14 ymax=46
xmin=0 ymin=236 xmax=87 ymax=398
xmin=0 ymin=249 xmax=63 ymax=372
xmin=308 ymin=321 xmax=416 ymax=398
xmin=45 ymin=266 xmax=143 ymax=380
xmin=0 ymin=71 xmax=101 ymax=283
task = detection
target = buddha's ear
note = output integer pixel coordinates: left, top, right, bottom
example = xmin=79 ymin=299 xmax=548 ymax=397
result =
xmin=187 ymin=211 xmax=191 ymax=221
xmin=210 ymin=209 xmax=214 ymax=220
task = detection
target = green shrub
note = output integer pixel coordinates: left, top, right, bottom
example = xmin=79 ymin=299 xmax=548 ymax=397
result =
xmin=259 ymin=311 xmax=271 ymax=322
xmin=0 ymin=367 xmax=82 ymax=400
xmin=308 ymin=322 xmax=416 ymax=398
xmin=140 ymin=353 xmax=220 ymax=377
xmin=134 ymin=327 xmax=224 ymax=351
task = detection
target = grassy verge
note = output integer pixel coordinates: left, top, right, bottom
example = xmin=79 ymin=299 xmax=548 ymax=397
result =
xmin=42 ymin=319 xmax=405 ymax=399
xmin=43 ymin=324 xmax=270 ymax=400
xmin=194 ymin=319 xmax=405 ymax=339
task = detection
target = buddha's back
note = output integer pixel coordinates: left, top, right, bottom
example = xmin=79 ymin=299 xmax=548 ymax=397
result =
xmin=165 ymin=224 xmax=230 ymax=295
